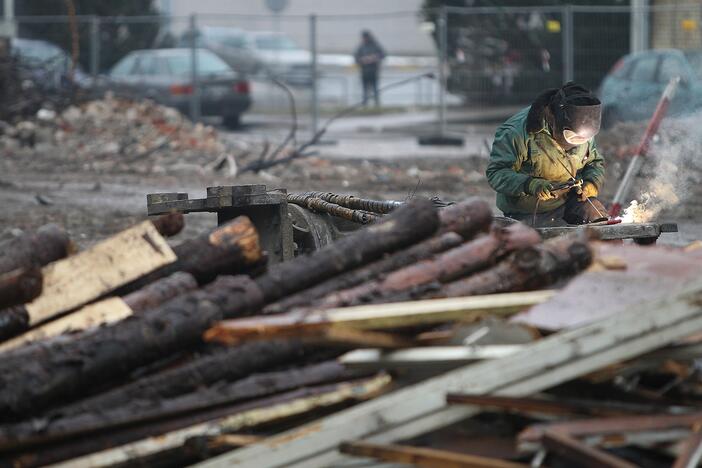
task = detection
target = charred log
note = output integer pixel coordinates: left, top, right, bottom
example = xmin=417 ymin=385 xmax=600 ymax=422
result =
xmin=317 ymin=223 xmax=541 ymax=308
xmin=0 ymin=224 xmax=72 ymax=275
xmin=0 ymin=275 xmax=265 ymax=417
xmin=0 ymin=267 xmax=42 ymax=310
xmin=255 ymin=199 xmax=438 ymax=303
xmin=264 ymin=199 xmax=492 ymax=314
xmin=437 ymin=236 xmax=593 ymax=298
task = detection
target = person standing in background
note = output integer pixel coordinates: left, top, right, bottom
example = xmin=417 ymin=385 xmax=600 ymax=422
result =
xmin=354 ymin=30 xmax=385 ymax=107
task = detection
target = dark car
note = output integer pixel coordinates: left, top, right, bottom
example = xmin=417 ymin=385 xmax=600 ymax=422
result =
xmin=109 ymin=48 xmax=251 ymax=128
xmin=12 ymin=38 xmax=92 ymax=91
xmin=599 ymin=49 xmax=702 ymax=127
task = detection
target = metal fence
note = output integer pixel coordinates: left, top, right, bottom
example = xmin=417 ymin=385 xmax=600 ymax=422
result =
xmin=6 ymin=4 xmax=702 ymax=133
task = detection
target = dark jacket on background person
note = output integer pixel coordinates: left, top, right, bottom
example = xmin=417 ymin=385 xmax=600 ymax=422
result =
xmin=486 ymin=106 xmax=605 ymax=215
xmin=354 ymin=40 xmax=386 ymax=76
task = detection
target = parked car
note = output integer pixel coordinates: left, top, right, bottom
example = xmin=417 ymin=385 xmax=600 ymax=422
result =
xmin=179 ymin=27 xmax=312 ymax=85
xmin=599 ymin=48 xmax=702 ymax=128
xmin=108 ymin=48 xmax=251 ymax=128
xmin=12 ymin=38 xmax=92 ymax=91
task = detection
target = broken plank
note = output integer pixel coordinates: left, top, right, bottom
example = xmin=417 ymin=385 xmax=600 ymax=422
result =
xmin=302 ymin=327 xmax=415 ymax=349
xmin=340 ymin=346 xmax=522 ymax=371
xmin=204 ymin=290 xmax=554 ymax=345
xmin=339 ymin=441 xmax=527 ymax=468
xmin=47 ymin=375 xmax=392 ymax=468
xmin=197 ymin=275 xmax=702 ymax=468
xmin=24 ymin=221 xmax=176 ymax=326
xmin=0 ymin=272 xmax=197 ymax=353
xmin=542 ymin=431 xmax=637 ymax=468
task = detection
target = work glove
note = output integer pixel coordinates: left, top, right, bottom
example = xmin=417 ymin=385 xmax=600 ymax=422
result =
xmin=578 ymin=181 xmax=598 ymax=201
xmin=527 ymin=178 xmax=556 ymax=201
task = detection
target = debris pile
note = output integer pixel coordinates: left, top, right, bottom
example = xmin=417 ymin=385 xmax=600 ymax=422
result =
xmin=0 ymin=95 xmax=240 ymax=175
xmin=0 ymin=196 xmax=700 ymax=467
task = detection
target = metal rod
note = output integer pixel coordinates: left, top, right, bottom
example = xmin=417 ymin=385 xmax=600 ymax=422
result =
xmin=188 ymin=13 xmax=201 ymax=122
xmin=90 ymin=15 xmax=100 ymax=79
xmin=309 ymin=13 xmax=319 ymax=136
xmin=562 ymin=4 xmax=574 ymax=83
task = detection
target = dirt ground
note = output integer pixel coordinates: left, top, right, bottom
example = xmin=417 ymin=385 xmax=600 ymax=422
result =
xmin=0 ymin=117 xmax=698 ymax=248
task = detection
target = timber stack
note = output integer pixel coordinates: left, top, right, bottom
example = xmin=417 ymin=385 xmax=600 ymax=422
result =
xmin=0 ymin=195 xmax=701 ymax=468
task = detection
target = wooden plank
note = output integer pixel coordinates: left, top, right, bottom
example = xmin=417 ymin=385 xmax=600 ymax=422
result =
xmin=48 ymin=375 xmax=392 ymax=468
xmin=339 ymin=441 xmax=527 ymax=468
xmin=340 ymin=346 xmax=522 ymax=370
xmin=197 ymin=275 xmax=702 ymax=468
xmin=537 ymin=222 xmax=663 ymax=241
xmin=24 ymin=221 xmax=176 ymax=326
xmin=0 ymin=298 xmax=132 ymax=352
xmin=673 ymin=425 xmax=702 ymax=468
xmin=542 ymin=431 xmax=637 ymax=468
xmin=204 ymin=291 xmax=554 ymax=345
xmin=304 ymin=328 xmax=415 ymax=349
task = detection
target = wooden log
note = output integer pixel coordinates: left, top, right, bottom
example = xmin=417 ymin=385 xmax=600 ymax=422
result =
xmin=39 ymin=375 xmax=391 ymax=468
xmin=204 ymin=291 xmax=554 ymax=345
xmin=0 ymin=221 xmax=178 ymax=343
xmin=438 ymin=235 xmax=593 ymax=298
xmin=0 ymin=306 xmax=29 ymax=342
xmin=0 ymin=267 xmax=42 ymax=309
xmin=0 ymin=361 xmax=363 ymax=450
xmin=150 ymin=212 xmax=185 ymax=238
xmin=120 ymin=215 xmax=262 ymax=291
xmin=52 ymin=339 xmax=312 ymax=419
xmin=263 ymin=198 xmax=492 ymax=314
xmin=316 ymin=223 xmax=541 ymax=308
xmin=672 ymin=424 xmax=702 ymax=468
xmin=0 ymin=272 xmax=198 ymax=353
xmin=339 ymin=441 xmax=528 ymax=468
xmin=254 ymin=199 xmax=439 ymax=303
xmin=0 ymin=223 xmax=72 ymax=275
xmin=0 ymin=274 xmax=265 ymax=417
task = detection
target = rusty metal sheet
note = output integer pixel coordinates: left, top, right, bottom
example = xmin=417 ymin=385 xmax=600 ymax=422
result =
xmin=512 ymin=243 xmax=702 ymax=330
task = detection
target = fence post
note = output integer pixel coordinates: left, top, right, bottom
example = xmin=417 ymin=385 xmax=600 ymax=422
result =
xmin=562 ymin=4 xmax=574 ymax=83
xmin=1 ymin=0 xmax=16 ymax=38
xmin=309 ymin=13 xmax=319 ymax=135
xmin=188 ymin=13 xmax=201 ymax=122
xmin=437 ymin=5 xmax=448 ymax=135
xmin=630 ymin=0 xmax=649 ymax=53
xmin=90 ymin=15 xmax=100 ymax=78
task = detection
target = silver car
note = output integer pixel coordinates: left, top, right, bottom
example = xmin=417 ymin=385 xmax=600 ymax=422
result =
xmin=108 ymin=48 xmax=251 ymax=128
xmin=180 ymin=27 xmax=312 ymax=85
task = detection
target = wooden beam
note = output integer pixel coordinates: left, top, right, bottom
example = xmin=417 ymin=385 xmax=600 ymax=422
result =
xmin=339 ymin=441 xmax=527 ymax=468
xmin=542 ymin=431 xmax=637 ymax=468
xmin=340 ymin=346 xmax=522 ymax=370
xmin=48 ymin=374 xmax=391 ymax=468
xmin=24 ymin=221 xmax=176 ymax=326
xmin=196 ymin=275 xmax=702 ymax=468
xmin=302 ymin=327 xmax=415 ymax=349
xmin=204 ymin=290 xmax=554 ymax=345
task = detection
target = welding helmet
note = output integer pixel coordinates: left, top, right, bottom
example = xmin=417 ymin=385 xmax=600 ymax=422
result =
xmin=552 ymin=83 xmax=602 ymax=146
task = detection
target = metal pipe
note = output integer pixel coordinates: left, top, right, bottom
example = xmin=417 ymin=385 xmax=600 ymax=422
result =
xmin=90 ymin=15 xmax=100 ymax=79
xmin=562 ymin=4 xmax=574 ymax=83
xmin=437 ymin=6 xmax=448 ymax=136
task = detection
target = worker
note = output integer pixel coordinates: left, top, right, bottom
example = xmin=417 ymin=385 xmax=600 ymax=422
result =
xmin=486 ymin=82 xmax=608 ymax=227
xmin=354 ymin=30 xmax=385 ymax=107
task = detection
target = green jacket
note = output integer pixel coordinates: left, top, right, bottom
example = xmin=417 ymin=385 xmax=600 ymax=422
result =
xmin=486 ymin=107 xmax=605 ymax=214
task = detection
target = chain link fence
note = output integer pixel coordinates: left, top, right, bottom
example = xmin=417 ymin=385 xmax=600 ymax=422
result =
xmin=7 ymin=4 xmax=702 ymax=130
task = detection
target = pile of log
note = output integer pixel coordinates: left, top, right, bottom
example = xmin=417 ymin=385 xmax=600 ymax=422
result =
xmin=1 ymin=194 xmax=700 ymax=468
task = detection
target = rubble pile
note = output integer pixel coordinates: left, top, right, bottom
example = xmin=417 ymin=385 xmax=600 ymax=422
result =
xmin=0 ymin=95 xmax=240 ymax=175
xmin=0 ymin=196 xmax=701 ymax=467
